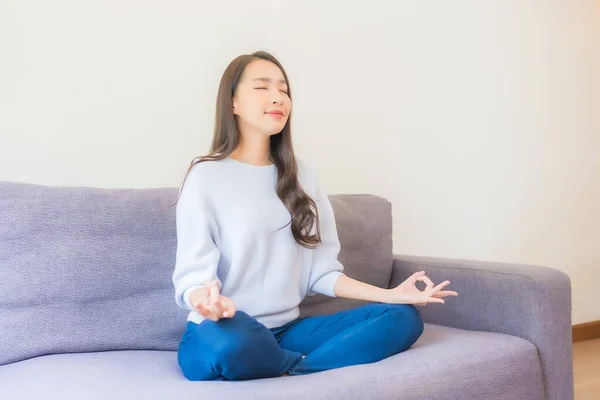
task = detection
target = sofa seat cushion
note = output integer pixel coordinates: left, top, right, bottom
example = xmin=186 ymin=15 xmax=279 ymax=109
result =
xmin=0 ymin=323 xmax=544 ymax=400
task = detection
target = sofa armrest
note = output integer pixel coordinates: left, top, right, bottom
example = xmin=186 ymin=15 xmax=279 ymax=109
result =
xmin=389 ymin=254 xmax=573 ymax=400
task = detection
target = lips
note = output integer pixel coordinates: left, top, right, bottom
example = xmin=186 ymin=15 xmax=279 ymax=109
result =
xmin=265 ymin=110 xmax=284 ymax=116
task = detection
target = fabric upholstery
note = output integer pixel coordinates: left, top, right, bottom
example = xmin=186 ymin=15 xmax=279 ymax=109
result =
xmin=0 ymin=323 xmax=544 ymax=400
xmin=0 ymin=181 xmax=392 ymax=365
xmin=389 ymin=255 xmax=574 ymax=400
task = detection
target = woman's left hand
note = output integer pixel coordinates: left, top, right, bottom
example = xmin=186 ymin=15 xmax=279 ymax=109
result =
xmin=388 ymin=271 xmax=458 ymax=306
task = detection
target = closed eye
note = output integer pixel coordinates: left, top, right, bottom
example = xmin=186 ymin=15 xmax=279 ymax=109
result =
xmin=254 ymin=87 xmax=288 ymax=95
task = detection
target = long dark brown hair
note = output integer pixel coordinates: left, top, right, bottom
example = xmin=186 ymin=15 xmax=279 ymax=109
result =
xmin=170 ymin=51 xmax=321 ymax=249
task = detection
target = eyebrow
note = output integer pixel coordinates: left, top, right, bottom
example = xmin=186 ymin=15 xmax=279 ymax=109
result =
xmin=252 ymin=77 xmax=288 ymax=85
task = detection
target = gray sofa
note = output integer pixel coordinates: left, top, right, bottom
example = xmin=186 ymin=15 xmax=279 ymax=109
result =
xmin=0 ymin=180 xmax=574 ymax=400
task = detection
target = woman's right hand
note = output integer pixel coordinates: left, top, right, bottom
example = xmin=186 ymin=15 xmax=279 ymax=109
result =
xmin=189 ymin=280 xmax=236 ymax=321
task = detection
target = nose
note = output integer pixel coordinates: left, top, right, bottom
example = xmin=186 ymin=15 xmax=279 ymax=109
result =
xmin=270 ymin=89 xmax=284 ymax=105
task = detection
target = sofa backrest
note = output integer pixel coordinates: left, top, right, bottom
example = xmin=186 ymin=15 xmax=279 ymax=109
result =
xmin=299 ymin=195 xmax=393 ymax=316
xmin=0 ymin=181 xmax=393 ymax=365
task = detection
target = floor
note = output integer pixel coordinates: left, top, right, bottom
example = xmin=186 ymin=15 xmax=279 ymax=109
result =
xmin=573 ymin=338 xmax=600 ymax=399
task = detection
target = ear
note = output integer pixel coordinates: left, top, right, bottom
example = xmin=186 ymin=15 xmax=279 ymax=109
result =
xmin=232 ymin=95 xmax=239 ymax=116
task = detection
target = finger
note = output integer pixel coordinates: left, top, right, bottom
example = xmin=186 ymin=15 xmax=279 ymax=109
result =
xmin=205 ymin=300 xmax=224 ymax=319
xmin=206 ymin=289 xmax=225 ymax=317
xmin=197 ymin=304 xmax=218 ymax=321
xmin=410 ymin=271 xmax=426 ymax=283
xmin=225 ymin=297 xmax=237 ymax=317
xmin=221 ymin=298 xmax=237 ymax=318
xmin=212 ymin=282 xmax=222 ymax=294
xmin=205 ymin=285 xmax=225 ymax=318
xmin=213 ymin=299 xmax=226 ymax=318
xmin=415 ymin=275 xmax=435 ymax=290
xmin=195 ymin=303 xmax=209 ymax=316
xmin=204 ymin=281 xmax=220 ymax=299
xmin=432 ymin=290 xmax=459 ymax=298
xmin=428 ymin=297 xmax=445 ymax=304
xmin=431 ymin=280 xmax=451 ymax=294
xmin=197 ymin=298 xmax=219 ymax=321
xmin=208 ymin=285 xmax=220 ymax=304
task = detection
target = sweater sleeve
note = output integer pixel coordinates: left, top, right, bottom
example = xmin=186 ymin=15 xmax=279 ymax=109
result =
xmin=305 ymin=165 xmax=346 ymax=297
xmin=172 ymin=164 xmax=221 ymax=311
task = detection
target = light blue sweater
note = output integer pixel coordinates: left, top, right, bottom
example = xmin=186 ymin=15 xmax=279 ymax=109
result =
xmin=172 ymin=156 xmax=345 ymax=329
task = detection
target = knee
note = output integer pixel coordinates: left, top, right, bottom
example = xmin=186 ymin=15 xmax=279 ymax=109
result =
xmin=178 ymin=341 xmax=218 ymax=381
xmin=178 ymin=352 xmax=214 ymax=381
xmin=205 ymin=311 xmax=258 ymax=359
xmin=386 ymin=304 xmax=424 ymax=343
xmin=177 ymin=312 xmax=258 ymax=381
xmin=211 ymin=330 xmax=254 ymax=365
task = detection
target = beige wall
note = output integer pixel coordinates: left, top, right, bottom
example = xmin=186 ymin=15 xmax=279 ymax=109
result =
xmin=1 ymin=1 xmax=598 ymax=324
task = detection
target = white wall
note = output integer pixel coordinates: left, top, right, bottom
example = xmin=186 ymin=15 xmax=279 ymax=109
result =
xmin=1 ymin=0 xmax=598 ymax=324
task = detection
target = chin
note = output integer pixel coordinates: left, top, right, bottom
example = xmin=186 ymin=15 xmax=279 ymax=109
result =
xmin=263 ymin=125 xmax=287 ymax=137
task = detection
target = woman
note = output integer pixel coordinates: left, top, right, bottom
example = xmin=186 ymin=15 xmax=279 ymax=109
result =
xmin=172 ymin=51 xmax=458 ymax=381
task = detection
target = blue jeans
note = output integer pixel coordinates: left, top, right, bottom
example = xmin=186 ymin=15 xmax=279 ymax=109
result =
xmin=177 ymin=303 xmax=424 ymax=381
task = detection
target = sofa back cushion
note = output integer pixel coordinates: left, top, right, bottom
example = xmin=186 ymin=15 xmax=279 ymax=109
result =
xmin=0 ymin=181 xmax=393 ymax=365
xmin=298 ymin=194 xmax=393 ymax=317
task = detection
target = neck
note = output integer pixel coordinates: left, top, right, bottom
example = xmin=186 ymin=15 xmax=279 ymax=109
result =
xmin=230 ymin=132 xmax=272 ymax=166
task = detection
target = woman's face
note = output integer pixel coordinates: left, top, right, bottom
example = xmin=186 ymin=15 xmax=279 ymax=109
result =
xmin=232 ymin=59 xmax=291 ymax=138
